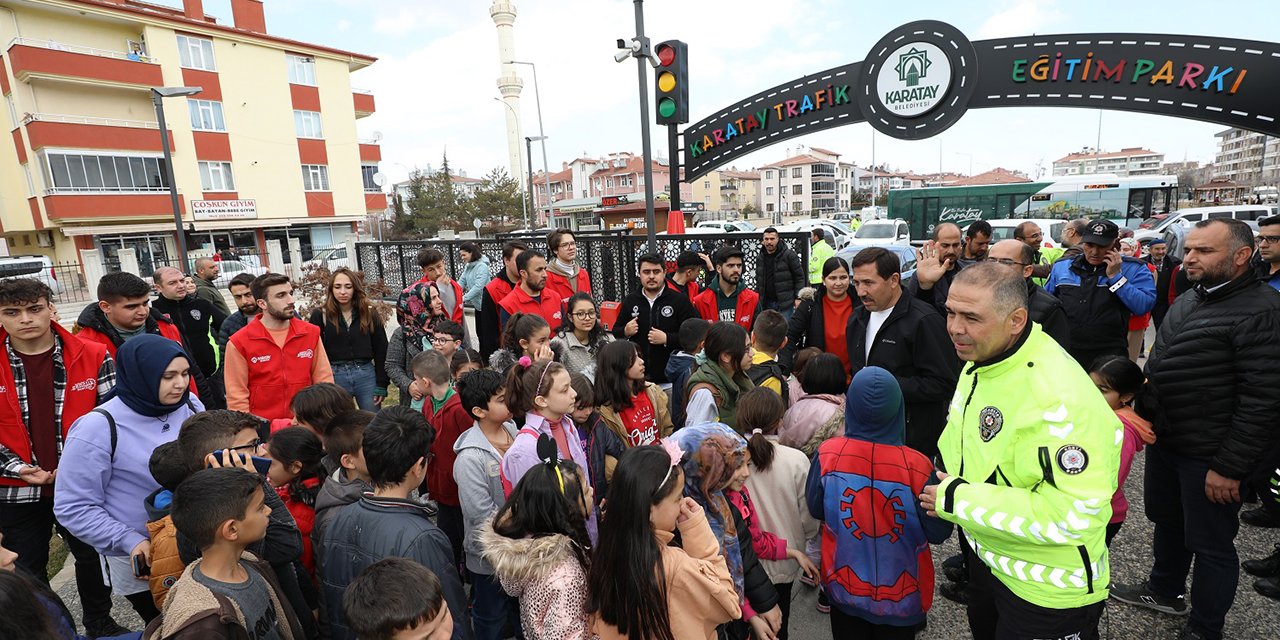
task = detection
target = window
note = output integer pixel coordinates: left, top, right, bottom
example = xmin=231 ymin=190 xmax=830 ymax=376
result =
xmin=286 ymin=54 xmax=317 ymax=85
xmin=361 ymin=164 xmax=380 ymax=192
xmin=765 ymin=186 xmax=774 ymax=196
xmin=302 ymin=165 xmax=329 ymax=191
xmin=188 ymin=100 xmax=225 ymax=132
xmin=176 ymin=35 xmax=216 ymax=71
xmin=198 ymin=161 xmax=235 ymax=191
xmin=792 ymin=184 xmax=803 ymax=195
xmin=792 ymin=167 xmax=802 ymax=178
xmin=792 ymin=201 xmax=803 ymax=212
xmin=43 ymin=152 xmax=167 ymax=193
xmin=294 ymin=110 xmax=324 ymax=138
xmin=703 ymin=180 xmax=710 ymax=189
xmin=765 ymin=170 xmax=774 ymax=180
xmin=766 ymin=203 xmax=775 ymax=212
xmin=5 ymin=95 xmax=16 ymax=129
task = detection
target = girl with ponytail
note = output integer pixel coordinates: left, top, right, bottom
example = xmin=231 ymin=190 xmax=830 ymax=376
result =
xmin=489 ymin=312 xmax=553 ymax=375
xmin=482 ymin=434 xmax=593 ymax=639
xmin=588 ymin=444 xmax=740 ymax=640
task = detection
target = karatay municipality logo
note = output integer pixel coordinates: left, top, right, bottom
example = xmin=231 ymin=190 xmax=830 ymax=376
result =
xmin=877 ymin=41 xmax=952 ymax=118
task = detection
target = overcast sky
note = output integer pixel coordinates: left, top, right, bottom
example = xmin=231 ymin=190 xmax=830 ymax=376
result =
xmin=193 ymin=0 xmax=1277 ymax=183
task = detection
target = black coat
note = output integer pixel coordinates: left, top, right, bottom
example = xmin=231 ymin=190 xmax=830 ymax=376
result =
xmin=1137 ymin=272 xmax=1280 ymax=479
xmin=755 ymin=246 xmax=804 ymax=308
xmin=612 ymin=287 xmax=697 ymax=384
xmin=1027 ymin=281 xmax=1071 ymax=351
xmin=846 ymin=290 xmax=960 ymax=458
xmin=905 ymin=264 xmax=962 ymax=315
xmin=781 ymin=286 xmax=842 ymax=372
xmin=151 ymin=294 xmax=226 ymax=378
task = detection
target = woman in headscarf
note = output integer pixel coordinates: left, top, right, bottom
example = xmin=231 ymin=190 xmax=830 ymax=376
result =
xmin=386 ymin=280 xmax=445 ymax=405
xmin=53 ymin=334 xmax=203 ymax=623
xmin=673 ymin=422 xmax=781 ymax=640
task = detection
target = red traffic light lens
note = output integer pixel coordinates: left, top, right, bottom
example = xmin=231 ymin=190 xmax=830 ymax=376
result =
xmin=658 ymin=97 xmax=677 ymax=118
xmin=656 ymin=44 xmax=675 ymax=67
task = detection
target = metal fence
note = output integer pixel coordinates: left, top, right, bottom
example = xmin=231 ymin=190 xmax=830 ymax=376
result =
xmin=355 ymin=231 xmax=810 ymax=304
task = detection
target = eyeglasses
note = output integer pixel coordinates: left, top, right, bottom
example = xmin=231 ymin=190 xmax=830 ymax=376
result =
xmin=1259 ymin=235 xmax=1280 ymax=244
xmin=430 ymin=334 xmax=459 ymax=344
xmin=985 ymin=257 xmax=1027 ymax=267
xmin=571 ymin=310 xmax=597 ymax=319
xmin=229 ymin=439 xmax=262 ymax=453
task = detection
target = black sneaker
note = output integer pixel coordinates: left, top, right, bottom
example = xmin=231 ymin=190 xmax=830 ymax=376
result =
xmin=1177 ymin=624 xmax=1210 ymax=640
xmin=939 ymin=580 xmax=969 ymax=605
xmin=1243 ymin=543 xmax=1280 ymax=577
xmin=1109 ymin=580 xmax=1189 ymax=616
xmin=84 ymin=617 xmax=131 ymax=639
xmin=942 ymin=553 xmax=968 ymax=583
xmin=1255 ymin=575 xmax=1280 ymax=601
xmin=1241 ymin=506 xmax=1280 ymax=528
xmin=816 ymin=589 xmax=830 ymax=614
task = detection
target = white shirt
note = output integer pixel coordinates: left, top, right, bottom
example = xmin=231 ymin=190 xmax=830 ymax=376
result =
xmin=865 ymin=309 xmax=893 ymax=359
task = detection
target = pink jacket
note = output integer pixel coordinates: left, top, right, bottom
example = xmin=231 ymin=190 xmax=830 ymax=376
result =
xmin=778 ymin=393 xmax=844 ymax=456
xmin=480 ymin=522 xmax=591 ymax=640
xmin=726 ymin=487 xmax=788 ymax=563
xmin=1112 ymin=407 xmax=1156 ymax=524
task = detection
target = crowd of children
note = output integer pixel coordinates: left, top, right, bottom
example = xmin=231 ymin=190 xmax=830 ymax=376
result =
xmin=0 ymin=300 xmax=1169 ymax=640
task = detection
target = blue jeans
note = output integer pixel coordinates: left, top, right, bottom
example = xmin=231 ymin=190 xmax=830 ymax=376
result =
xmin=469 ymin=571 xmax=524 ymax=640
xmin=331 ymin=360 xmax=378 ymax=411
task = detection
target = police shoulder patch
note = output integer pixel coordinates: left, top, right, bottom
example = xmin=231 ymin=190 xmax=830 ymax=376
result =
xmin=1056 ymin=445 xmax=1088 ymax=475
xmin=978 ymin=406 xmax=1003 ymax=442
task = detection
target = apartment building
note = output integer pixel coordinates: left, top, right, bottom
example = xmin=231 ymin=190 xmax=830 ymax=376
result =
xmin=760 ymin=147 xmax=853 ymax=217
xmin=1213 ymin=128 xmax=1279 ymax=185
xmin=1051 ymin=147 xmax=1165 ymax=177
xmin=532 ymin=152 xmax=694 ymax=229
xmin=688 ymin=168 xmax=761 ymax=215
xmin=0 ymin=0 xmax=379 ymax=271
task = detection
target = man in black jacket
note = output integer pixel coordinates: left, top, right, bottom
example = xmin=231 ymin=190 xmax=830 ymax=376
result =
xmin=613 ymin=253 xmax=697 ymax=385
xmin=151 ymin=266 xmax=226 ymax=405
xmin=1144 ymin=238 xmax=1182 ymax=328
xmin=477 ymin=241 xmax=525 ymax=360
xmin=1111 ymin=219 xmax=1280 ymax=640
xmin=845 ymin=247 xmax=959 ymax=458
xmin=756 ymin=227 xmax=805 ymax=321
xmin=987 ymin=240 xmax=1071 ymax=350
xmin=907 ymin=222 xmax=966 ymax=315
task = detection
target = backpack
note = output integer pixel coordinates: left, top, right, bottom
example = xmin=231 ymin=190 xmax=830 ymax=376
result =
xmin=93 ymin=400 xmax=196 ymax=461
xmin=746 ymin=359 xmax=789 ymax=404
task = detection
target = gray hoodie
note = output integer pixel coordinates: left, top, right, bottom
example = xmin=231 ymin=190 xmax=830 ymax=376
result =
xmin=453 ymin=421 xmax=517 ymax=575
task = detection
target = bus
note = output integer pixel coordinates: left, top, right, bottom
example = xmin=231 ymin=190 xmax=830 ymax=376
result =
xmin=888 ymin=174 xmax=1178 ymax=241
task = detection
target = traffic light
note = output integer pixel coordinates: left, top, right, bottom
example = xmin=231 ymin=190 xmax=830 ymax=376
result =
xmin=654 ymin=40 xmax=688 ymax=125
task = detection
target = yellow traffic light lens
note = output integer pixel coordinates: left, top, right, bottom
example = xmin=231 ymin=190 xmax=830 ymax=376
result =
xmin=658 ymin=71 xmax=676 ymax=93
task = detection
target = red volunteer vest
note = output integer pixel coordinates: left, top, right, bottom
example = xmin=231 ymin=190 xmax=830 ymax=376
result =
xmin=228 ymin=316 xmax=322 ymax=421
xmin=485 ymin=276 xmax=516 ymax=332
xmin=0 ymin=325 xmax=107 ymax=487
xmin=693 ymin=286 xmax=760 ymax=330
xmin=665 ymin=277 xmax=701 ymax=302
xmin=75 ymin=314 xmax=197 ymax=395
xmin=416 ymin=276 xmax=465 ymax=324
xmin=499 ymin=285 xmax=564 ymax=328
xmin=545 ymin=267 xmax=592 ymax=306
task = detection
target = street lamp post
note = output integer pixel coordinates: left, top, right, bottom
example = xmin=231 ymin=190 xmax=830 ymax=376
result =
xmin=493 ymin=97 xmax=529 ymax=229
xmin=526 ymin=136 xmax=547 ymax=230
xmin=151 ymin=86 xmax=202 ymax=272
xmin=505 ymin=60 xmax=552 ymax=227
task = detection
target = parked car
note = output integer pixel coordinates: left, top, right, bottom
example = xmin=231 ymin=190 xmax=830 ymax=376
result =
xmin=777 ymin=219 xmax=853 ymax=249
xmin=0 ymin=254 xmax=64 ymax=295
xmin=836 ymin=243 xmax=917 ymax=279
xmin=305 ymin=246 xmax=350 ymax=272
xmin=212 ymin=260 xmax=267 ymax=288
xmin=693 ymin=219 xmax=757 ymax=233
xmin=846 ymin=219 xmax=911 ymax=247
xmin=1137 ymin=204 xmax=1272 ymax=232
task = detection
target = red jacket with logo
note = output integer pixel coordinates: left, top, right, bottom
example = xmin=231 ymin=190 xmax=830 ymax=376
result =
xmin=75 ymin=309 xmax=197 ymax=395
xmin=228 ymin=317 xmax=323 ymax=421
xmin=499 ymin=285 xmax=564 ymax=328
xmin=693 ymin=286 xmax=761 ymax=330
xmin=545 ymin=267 xmax=591 ymax=307
xmin=0 ymin=324 xmax=107 ymax=488
xmin=665 ymin=276 xmax=701 ymax=303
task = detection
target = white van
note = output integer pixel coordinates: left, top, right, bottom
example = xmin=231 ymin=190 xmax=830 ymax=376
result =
xmin=0 ymin=255 xmax=65 ymax=295
xmin=1138 ymin=204 xmax=1272 ymax=234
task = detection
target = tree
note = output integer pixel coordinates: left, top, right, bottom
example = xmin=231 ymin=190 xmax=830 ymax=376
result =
xmin=741 ymin=202 xmax=760 ymax=217
xmin=404 ymin=152 xmax=475 ymax=236
xmin=472 ymin=167 xmax=524 ymax=226
xmin=395 ymin=170 xmax=428 ymax=237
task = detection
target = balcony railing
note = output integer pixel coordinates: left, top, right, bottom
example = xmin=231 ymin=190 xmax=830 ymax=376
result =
xmin=7 ymin=37 xmax=159 ymax=63
xmin=352 ymin=87 xmax=374 ymax=95
xmin=22 ymin=112 xmax=159 ymax=130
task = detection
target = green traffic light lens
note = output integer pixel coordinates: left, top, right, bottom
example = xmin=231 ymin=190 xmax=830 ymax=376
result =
xmin=658 ymin=98 xmax=676 ymax=118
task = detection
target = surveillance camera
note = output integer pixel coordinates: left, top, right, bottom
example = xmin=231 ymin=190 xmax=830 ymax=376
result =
xmin=616 ymin=38 xmax=627 ymax=49
xmin=613 ymin=49 xmax=632 ymax=63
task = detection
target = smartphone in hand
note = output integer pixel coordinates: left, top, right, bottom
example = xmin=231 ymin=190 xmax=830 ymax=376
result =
xmin=131 ymin=553 xmax=150 ymax=578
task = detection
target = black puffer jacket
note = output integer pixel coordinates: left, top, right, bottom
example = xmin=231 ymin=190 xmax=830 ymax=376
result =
xmin=755 ymin=246 xmax=805 ymax=308
xmin=1027 ymin=281 xmax=1071 ymax=351
xmin=781 ymin=285 xmax=843 ymax=372
xmin=1137 ymin=272 xmax=1280 ymax=479
xmin=846 ymin=290 xmax=960 ymax=458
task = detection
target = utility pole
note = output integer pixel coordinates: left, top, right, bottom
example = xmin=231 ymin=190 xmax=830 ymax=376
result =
xmin=631 ymin=0 xmax=657 ymax=251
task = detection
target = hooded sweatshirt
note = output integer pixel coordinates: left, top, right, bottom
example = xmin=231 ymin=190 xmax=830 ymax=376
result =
xmin=55 ymin=335 xmax=204 ymax=558
xmin=778 ymin=392 xmax=844 ymax=457
xmin=453 ymin=421 xmax=518 ymax=575
xmin=805 ymin=367 xmax=951 ymax=627
xmin=1112 ymin=407 xmax=1155 ymax=524
xmin=479 ymin=522 xmax=591 ymax=640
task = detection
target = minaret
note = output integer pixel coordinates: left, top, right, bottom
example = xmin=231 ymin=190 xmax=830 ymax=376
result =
xmin=490 ymin=1 xmax=525 ymax=189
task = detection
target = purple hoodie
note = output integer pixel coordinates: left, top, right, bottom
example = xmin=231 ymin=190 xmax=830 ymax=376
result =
xmin=54 ymin=395 xmax=204 ymax=556
xmin=501 ymin=411 xmax=597 ymax=543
